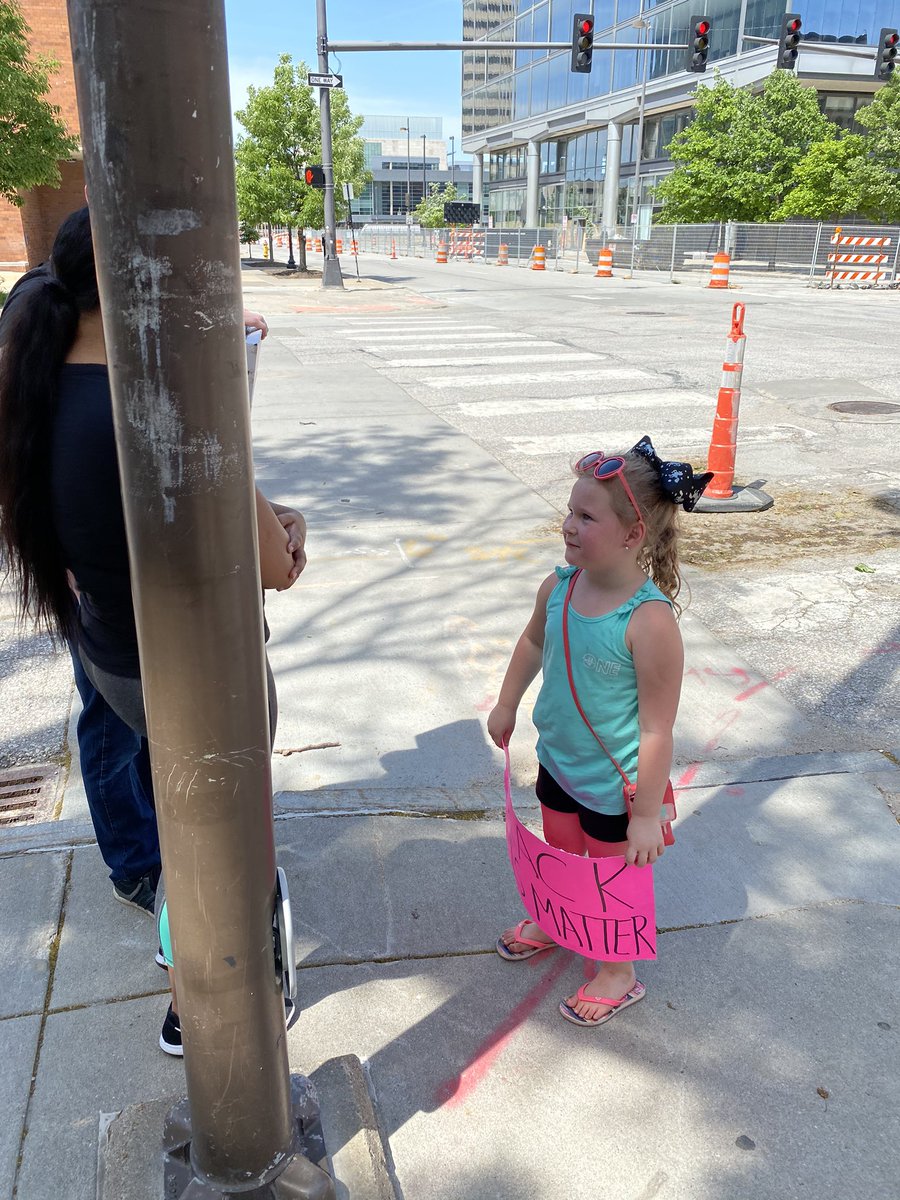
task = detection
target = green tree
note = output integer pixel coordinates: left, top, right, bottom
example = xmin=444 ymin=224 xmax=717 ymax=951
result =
xmin=655 ymin=71 xmax=836 ymax=223
xmin=234 ymin=55 xmax=367 ymax=270
xmin=0 ymin=0 xmax=78 ymax=205
xmin=851 ymin=77 xmax=900 ymax=222
xmin=413 ymin=181 xmax=460 ymax=227
xmin=776 ymin=135 xmax=867 ymax=220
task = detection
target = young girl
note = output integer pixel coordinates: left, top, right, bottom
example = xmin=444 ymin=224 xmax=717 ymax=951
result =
xmin=487 ymin=438 xmax=711 ymax=1028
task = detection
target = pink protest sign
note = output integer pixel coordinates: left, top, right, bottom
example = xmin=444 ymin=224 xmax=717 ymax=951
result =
xmin=503 ymin=749 xmax=657 ymax=961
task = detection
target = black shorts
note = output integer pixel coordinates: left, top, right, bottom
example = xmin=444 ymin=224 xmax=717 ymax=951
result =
xmin=536 ymin=765 xmax=629 ymax=843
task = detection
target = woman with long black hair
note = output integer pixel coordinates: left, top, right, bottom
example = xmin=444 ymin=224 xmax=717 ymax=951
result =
xmin=0 ymin=205 xmax=305 ymax=891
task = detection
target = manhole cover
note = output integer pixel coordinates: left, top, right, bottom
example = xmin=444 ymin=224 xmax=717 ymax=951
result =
xmin=0 ymin=763 xmax=60 ymax=827
xmin=828 ymin=400 xmax=900 ymax=415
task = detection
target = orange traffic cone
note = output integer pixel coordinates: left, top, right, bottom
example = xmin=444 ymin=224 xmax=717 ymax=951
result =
xmin=391 ymin=239 xmax=398 ymax=260
xmin=496 ymin=243 xmax=508 ymax=266
xmin=595 ymin=247 xmax=613 ymax=278
xmin=708 ymin=252 xmax=730 ymax=289
xmin=531 ymin=245 xmax=546 ymax=271
xmin=436 ymin=241 xmax=448 ymax=264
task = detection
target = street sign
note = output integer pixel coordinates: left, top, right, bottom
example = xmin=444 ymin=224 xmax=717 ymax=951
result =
xmin=308 ymin=72 xmax=343 ymax=88
xmin=342 ymin=182 xmax=354 ymax=201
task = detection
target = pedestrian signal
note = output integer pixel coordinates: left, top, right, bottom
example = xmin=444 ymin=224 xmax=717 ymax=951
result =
xmin=777 ymin=14 xmax=802 ymax=69
xmin=875 ymin=28 xmax=899 ymax=80
xmin=304 ymin=165 xmax=326 ymax=188
xmin=571 ymin=13 xmax=595 ymax=74
xmin=686 ymin=16 xmax=711 ymax=73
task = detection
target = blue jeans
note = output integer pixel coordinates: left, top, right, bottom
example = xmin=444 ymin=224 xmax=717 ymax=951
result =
xmin=69 ymin=644 xmax=161 ymax=886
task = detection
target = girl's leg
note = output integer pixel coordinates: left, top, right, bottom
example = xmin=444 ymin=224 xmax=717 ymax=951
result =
xmin=499 ymin=805 xmax=585 ymax=954
xmin=563 ymin=834 xmax=636 ymax=1021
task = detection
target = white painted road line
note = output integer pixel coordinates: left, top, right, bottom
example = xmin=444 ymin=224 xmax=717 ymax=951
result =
xmin=367 ymin=340 xmax=564 ymax=356
xmin=345 ymin=326 xmax=498 ymax=338
xmin=385 ymin=352 xmax=604 ymax=368
xmin=456 ymin=388 xmax=709 ymax=417
xmin=351 ymin=332 xmax=535 ymax=344
xmin=505 ymin=425 xmax=815 ymax=456
xmin=424 ymin=367 xmax=611 ymax=388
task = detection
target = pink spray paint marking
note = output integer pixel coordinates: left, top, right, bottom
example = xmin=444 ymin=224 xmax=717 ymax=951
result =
xmin=435 ymin=953 xmax=570 ymax=1108
xmin=503 ymin=748 xmax=657 ymax=962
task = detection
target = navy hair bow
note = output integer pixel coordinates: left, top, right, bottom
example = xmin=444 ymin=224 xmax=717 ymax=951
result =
xmin=630 ymin=436 xmax=713 ymax=512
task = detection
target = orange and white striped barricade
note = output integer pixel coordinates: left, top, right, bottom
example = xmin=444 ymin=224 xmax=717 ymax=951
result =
xmin=827 ymin=227 xmax=891 ymax=286
xmin=496 ymin=242 xmax=509 ymax=266
xmin=390 ymin=239 xmax=398 ymax=260
xmin=531 ymin=244 xmax=546 ymax=271
xmin=595 ymin=246 xmax=613 ymax=278
xmin=707 ymin=252 xmax=730 ymax=288
xmin=694 ymin=303 xmax=772 ymax=514
xmin=335 ymin=237 xmax=343 ymax=255
xmin=471 ymin=229 xmax=485 ymax=261
xmin=436 ymin=241 xmax=448 ymax=264
xmin=350 ymin=238 xmax=358 ymax=257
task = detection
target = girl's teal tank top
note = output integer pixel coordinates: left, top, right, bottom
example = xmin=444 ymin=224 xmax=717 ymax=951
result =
xmin=532 ymin=566 xmax=671 ymax=815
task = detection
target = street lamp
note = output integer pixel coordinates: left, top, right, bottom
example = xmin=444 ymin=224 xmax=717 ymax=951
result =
xmin=399 ymin=121 xmax=411 ymax=216
xmin=449 ymin=135 xmax=456 ymax=187
xmin=422 ymin=133 xmax=427 ymax=202
xmin=628 ymin=12 xmax=651 ymax=277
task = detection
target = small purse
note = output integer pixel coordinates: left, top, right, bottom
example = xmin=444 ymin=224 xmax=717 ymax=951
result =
xmin=562 ymin=570 xmax=676 ymax=846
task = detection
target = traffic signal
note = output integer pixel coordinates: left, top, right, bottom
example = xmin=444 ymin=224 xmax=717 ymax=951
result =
xmin=571 ymin=13 xmax=594 ymax=74
xmin=304 ymin=165 xmax=326 ymax=188
xmin=686 ymin=16 xmax=711 ymax=73
xmin=875 ymin=28 xmax=899 ymax=80
xmin=777 ymin=14 xmax=802 ymax=69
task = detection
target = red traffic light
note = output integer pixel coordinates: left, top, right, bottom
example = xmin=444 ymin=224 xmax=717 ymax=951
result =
xmin=580 ymin=18 xmax=593 ymax=34
xmin=696 ymin=20 xmax=710 ymax=35
xmin=887 ymin=32 xmax=900 ymax=46
xmin=787 ymin=17 xmax=801 ymax=33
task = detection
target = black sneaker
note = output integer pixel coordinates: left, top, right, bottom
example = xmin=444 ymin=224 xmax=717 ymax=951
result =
xmin=159 ymin=1004 xmax=183 ymax=1057
xmin=155 ymin=946 xmax=168 ymax=970
xmin=113 ymin=873 xmax=156 ymax=916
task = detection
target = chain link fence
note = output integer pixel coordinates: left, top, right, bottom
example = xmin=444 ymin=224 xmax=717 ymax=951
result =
xmin=297 ymin=221 xmax=900 ymax=286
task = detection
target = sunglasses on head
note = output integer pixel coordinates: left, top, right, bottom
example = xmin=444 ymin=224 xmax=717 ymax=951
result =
xmin=574 ymin=451 xmax=644 ymax=528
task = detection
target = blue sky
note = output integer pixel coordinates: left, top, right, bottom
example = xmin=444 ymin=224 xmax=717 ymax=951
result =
xmin=223 ymin=0 xmax=468 ymax=156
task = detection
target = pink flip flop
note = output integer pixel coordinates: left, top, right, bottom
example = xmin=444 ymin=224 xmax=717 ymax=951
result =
xmin=495 ymin=918 xmax=557 ymax=962
xmin=559 ymin=980 xmax=646 ymax=1027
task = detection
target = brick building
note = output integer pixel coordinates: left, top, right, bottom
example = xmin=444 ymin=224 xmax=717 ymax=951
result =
xmin=0 ymin=0 xmax=84 ymax=270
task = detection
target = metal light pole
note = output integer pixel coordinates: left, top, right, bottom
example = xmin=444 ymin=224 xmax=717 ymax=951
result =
xmin=422 ymin=133 xmax=427 ymax=202
xmin=449 ymin=135 xmax=455 ymax=187
xmin=628 ymin=11 xmax=650 ymax=278
xmin=400 ymin=120 xmax=412 ymax=253
xmin=65 ymin=2 xmax=333 ymax=1196
xmin=316 ymin=0 xmax=344 ymax=287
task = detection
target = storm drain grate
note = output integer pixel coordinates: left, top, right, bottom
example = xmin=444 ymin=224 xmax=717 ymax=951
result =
xmin=0 ymin=763 xmax=60 ymax=827
xmin=828 ymin=400 xmax=900 ymax=415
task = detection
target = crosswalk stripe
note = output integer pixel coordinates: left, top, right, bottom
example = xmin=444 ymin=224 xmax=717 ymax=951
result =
xmin=456 ymin=389 xmax=710 ymax=417
xmin=424 ymin=367 xmax=611 ymax=388
xmin=385 ymin=352 xmax=603 ymax=368
xmin=351 ymin=332 xmax=533 ymax=343
xmin=505 ymin=425 xmax=812 ymax=456
xmin=367 ymin=339 xmax=562 ymax=355
xmin=345 ymin=326 xmax=497 ymax=338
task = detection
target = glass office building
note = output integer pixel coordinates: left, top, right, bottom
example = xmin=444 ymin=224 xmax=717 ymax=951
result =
xmin=461 ymin=0 xmax=900 ymax=230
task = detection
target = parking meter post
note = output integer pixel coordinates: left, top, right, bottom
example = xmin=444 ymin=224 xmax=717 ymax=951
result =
xmin=66 ymin=2 xmax=334 ymax=1196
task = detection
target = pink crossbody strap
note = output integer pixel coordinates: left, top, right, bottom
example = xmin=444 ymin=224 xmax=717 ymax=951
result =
xmin=561 ymin=569 xmax=633 ymax=790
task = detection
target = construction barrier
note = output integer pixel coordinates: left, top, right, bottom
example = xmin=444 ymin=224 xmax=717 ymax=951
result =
xmin=531 ymin=244 xmax=546 ymax=271
xmin=595 ymin=247 xmax=613 ymax=278
xmin=827 ymin=226 xmax=891 ymax=285
xmin=336 ymin=238 xmax=343 ymax=255
xmin=276 ymin=236 xmax=284 ymax=249
xmin=497 ymin=243 xmax=508 ymax=266
xmin=351 ymin=239 xmax=358 ymax=257
xmin=311 ymin=236 xmax=321 ymax=253
xmin=436 ymin=241 xmax=448 ymax=264
xmin=707 ymin=252 xmax=730 ymax=288
xmin=391 ymin=239 xmax=398 ymax=260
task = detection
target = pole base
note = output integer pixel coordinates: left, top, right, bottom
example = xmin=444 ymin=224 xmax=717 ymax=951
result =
xmin=163 ymin=1076 xmax=335 ymax=1199
xmin=320 ymin=258 xmax=344 ymax=289
xmin=693 ymin=486 xmax=774 ymax=514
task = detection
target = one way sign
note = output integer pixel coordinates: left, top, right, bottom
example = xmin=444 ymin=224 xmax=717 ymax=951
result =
xmin=308 ymin=72 xmax=343 ymax=88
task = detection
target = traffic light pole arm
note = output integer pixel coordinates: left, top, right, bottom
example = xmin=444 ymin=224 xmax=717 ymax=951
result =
xmin=327 ymin=40 xmax=689 ymax=51
xmin=743 ymin=34 xmax=878 ymax=59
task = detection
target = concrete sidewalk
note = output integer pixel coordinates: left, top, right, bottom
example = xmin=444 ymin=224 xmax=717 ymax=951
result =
xmin=1 ymin=271 xmax=898 ymax=1199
